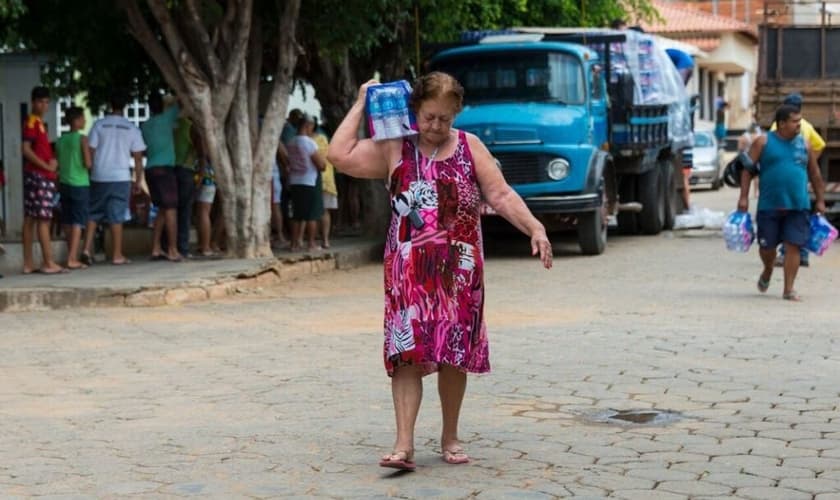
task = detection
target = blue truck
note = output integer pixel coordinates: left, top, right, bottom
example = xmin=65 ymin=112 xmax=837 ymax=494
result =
xmin=430 ymin=29 xmax=694 ymax=255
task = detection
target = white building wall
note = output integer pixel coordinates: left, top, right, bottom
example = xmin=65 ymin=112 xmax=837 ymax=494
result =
xmin=0 ymin=54 xmax=57 ymax=240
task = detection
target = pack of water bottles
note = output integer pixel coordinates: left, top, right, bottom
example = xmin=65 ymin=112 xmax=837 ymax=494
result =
xmin=805 ymin=214 xmax=838 ymax=256
xmin=365 ymin=80 xmax=418 ymax=141
xmin=723 ymin=210 xmax=755 ymax=252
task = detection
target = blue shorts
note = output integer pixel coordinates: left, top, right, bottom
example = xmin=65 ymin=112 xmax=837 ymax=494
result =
xmin=756 ymin=209 xmax=810 ymax=249
xmin=59 ymin=184 xmax=90 ymax=227
xmin=89 ymin=181 xmax=131 ymax=225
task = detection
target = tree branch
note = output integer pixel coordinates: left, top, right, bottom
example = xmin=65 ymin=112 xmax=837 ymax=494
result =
xmin=182 ymin=0 xmax=222 ymax=83
xmin=144 ymin=0 xmax=210 ymax=86
xmin=247 ymin=11 xmax=263 ymax=145
xmin=212 ymin=0 xmax=253 ymax=123
xmin=254 ymin=0 xmax=301 ymax=189
xmin=117 ymin=0 xmax=193 ymax=114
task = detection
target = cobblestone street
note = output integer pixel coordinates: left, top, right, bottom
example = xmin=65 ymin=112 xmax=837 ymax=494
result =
xmin=2 ymin=189 xmax=840 ymax=499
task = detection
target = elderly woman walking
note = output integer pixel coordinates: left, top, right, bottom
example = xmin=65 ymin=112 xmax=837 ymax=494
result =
xmin=328 ymin=72 xmax=553 ymax=470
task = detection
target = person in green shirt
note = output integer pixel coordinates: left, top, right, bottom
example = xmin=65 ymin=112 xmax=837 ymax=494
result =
xmin=56 ymin=106 xmax=92 ymax=269
xmin=141 ymin=93 xmax=181 ymax=262
xmin=172 ymin=115 xmax=198 ymax=257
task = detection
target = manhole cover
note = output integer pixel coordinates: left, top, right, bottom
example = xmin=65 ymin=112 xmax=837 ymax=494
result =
xmin=589 ymin=409 xmax=682 ymax=426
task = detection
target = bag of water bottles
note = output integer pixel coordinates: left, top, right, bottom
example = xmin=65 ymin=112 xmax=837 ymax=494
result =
xmin=805 ymin=214 xmax=838 ymax=256
xmin=722 ymin=210 xmax=755 ymax=252
xmin=365 ymin=80 xmax=418 ymax=141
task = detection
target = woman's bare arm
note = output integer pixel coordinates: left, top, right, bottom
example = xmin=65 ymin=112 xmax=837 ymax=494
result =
xmin=327 ymin=80 xmax=390 ymax=179
xmin=470 ymin=133 xmax=552 ymax=268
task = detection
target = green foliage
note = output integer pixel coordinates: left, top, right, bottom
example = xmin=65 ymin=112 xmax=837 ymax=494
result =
xmin=9 ymin=0 xmax=657 ymax=110
xmin=0 ymin=0 xmax=24 ymax=19
xmin=14 ymin=0 xmax=162 ymax=110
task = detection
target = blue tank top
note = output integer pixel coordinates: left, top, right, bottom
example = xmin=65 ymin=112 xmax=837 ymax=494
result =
xmin=757 ymin=132 xmax=810 ymax=211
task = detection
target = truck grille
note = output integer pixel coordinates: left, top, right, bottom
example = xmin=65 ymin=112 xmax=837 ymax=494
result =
xmin=493 ymin=153 xmax=548 ymax=184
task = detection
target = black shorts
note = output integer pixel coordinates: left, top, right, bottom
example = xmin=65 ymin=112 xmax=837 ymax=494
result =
xmin=59 ymin=184 xmax=90 ymax=227
xmin=756 ymin=209 xmax=810 ymax=249
xmin=146 ymin=166 xmax=178 ymax=209
xmin=290 ymin=184 xmax=324 ymax=221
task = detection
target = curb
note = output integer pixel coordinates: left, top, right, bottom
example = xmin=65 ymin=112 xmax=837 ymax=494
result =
xmin=0 ymin=242 xmax=383 ymax=313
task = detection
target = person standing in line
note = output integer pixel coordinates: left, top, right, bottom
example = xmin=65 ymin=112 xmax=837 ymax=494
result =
xmin=312 ymin=119 xmax=337 ymax=249
xmin=56 ymin=106 xmax=92 ymax=269
xmin=21 ymin=86 xmax=64 ymax=274
xmin=173 ymin=113 xmax=198 ymax=258
xmin=270 ymin=143 xmax=289 ymax=249
xmin=328 ymin=73 xmax=552 ymax=470
xmin=287 ymin=114 xmax=326 ymax=252
xmin=738 ymin=104 xmax=825 ymax=301
xmin=83 ymin=92 xmax=146 ymax=266
xmin=193 ymin=134 xmax=219 ymax=258
xmin=141 ymin=92 xmax=181 ymax=262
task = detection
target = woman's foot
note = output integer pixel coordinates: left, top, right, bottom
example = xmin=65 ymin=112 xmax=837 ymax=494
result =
xmin=379 ymin=449 xmax=416 ymax=471
xmin=783 ymin=290 xmax=802 ymax=302
xmin=441 ymin=442 xmax=470 ymax=465
xmin=66 ymin=260 xmax=88 ymax=270
xmin=40 ymin=265 xmax=68 ymax=275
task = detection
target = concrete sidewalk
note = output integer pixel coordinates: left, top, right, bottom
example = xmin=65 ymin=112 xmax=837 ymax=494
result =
xmin=0 ymin=237 xmax=383 ymax=312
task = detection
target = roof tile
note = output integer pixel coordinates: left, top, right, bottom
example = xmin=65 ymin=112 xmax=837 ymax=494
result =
xmin=642 ymin=1 xmax=758 ymax=40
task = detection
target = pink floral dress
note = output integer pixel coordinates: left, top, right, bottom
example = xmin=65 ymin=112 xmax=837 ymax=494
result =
xmin=383 ymin=130 xmax=490 ymax=376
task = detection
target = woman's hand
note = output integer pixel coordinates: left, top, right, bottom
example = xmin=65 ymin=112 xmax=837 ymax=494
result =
xmin=531 ymin=226 xmax=553 ymax=269
xmin=356 ymin=79 xmax=380 ymax=107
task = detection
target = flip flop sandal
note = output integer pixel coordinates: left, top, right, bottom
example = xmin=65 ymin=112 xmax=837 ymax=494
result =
xmin=757 ymin=275 xmax=771 ymax=293
xmin=442 ymin=447 xmax=470 ymax=465
xmin=80 ymin=252 xmax=93 ymax=266
xmin=783 ymin=291 xmax=802 ymax=302
xmin=40 ymin=267 xmax=69 ymax=275
xmin=379 ymin=450 xmax=416 ymax=471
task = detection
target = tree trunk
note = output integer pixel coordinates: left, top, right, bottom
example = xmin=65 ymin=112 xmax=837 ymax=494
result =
xmin=119 ymin=0 xmax=300 ymax=258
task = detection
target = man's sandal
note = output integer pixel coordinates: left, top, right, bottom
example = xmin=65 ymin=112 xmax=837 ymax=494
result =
xmin=757 ymin=275 xmax=771 ymax=293
xmin=379 ymin=450 xmax=416 ymax=471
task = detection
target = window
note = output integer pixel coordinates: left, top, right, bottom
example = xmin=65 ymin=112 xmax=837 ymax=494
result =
xmin=435 ymin=51 xmax=585 ymax=105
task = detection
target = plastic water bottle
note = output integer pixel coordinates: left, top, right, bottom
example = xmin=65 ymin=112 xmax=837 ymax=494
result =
xmin=382 ymin=88 xmax=402 ymax=139
xmin=805 ymin=214 xmax=838 ymax=256
xmin=367 ymin=91 xmax=383 ymax=138
xmin=366 ymin=81 xmax=418 ymax=141
xmin=723 ymin=210 xmax=754 ymax=252
xmin=148 ymin=204 xmax=158 ymax=229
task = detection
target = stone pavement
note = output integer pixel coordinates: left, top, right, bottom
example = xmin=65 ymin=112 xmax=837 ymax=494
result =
xmin=2 ymin=187 xmax=840 ymax=499
xmin=0 ymin=236 xmax=383 ymax=312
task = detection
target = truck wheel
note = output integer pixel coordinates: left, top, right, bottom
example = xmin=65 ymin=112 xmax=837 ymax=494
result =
xmin=577 ymin=209 xmax=607 ymax=255
xmin=662 ymin=160 xmax=676 ymax=230
xmin=638 ymin=165 xmax=665 ymax=234
xmin=617 ymin=176 xmax=638 ymax=235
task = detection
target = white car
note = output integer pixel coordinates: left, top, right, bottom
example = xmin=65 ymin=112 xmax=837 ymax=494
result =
xmin=689 ymin=130 xmax=724 ymax=190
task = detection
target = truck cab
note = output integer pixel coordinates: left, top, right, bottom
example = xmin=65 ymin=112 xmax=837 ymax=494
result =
xmin=431 ymin=30 xmax=692 ymax=255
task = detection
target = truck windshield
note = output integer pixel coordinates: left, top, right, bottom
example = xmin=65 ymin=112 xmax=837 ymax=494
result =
xmin=434 ymin=51 xmax=585 ymax=105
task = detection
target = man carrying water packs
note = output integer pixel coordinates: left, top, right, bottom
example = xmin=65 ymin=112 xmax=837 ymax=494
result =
xmin=737 ymin=104 xmax=826 ymax=302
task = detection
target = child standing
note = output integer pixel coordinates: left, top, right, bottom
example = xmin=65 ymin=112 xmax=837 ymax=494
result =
xmin=57 ymin=107 xmax=93 ymax=269
xmin=21 ymin=86 xmax=63 ymax=274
